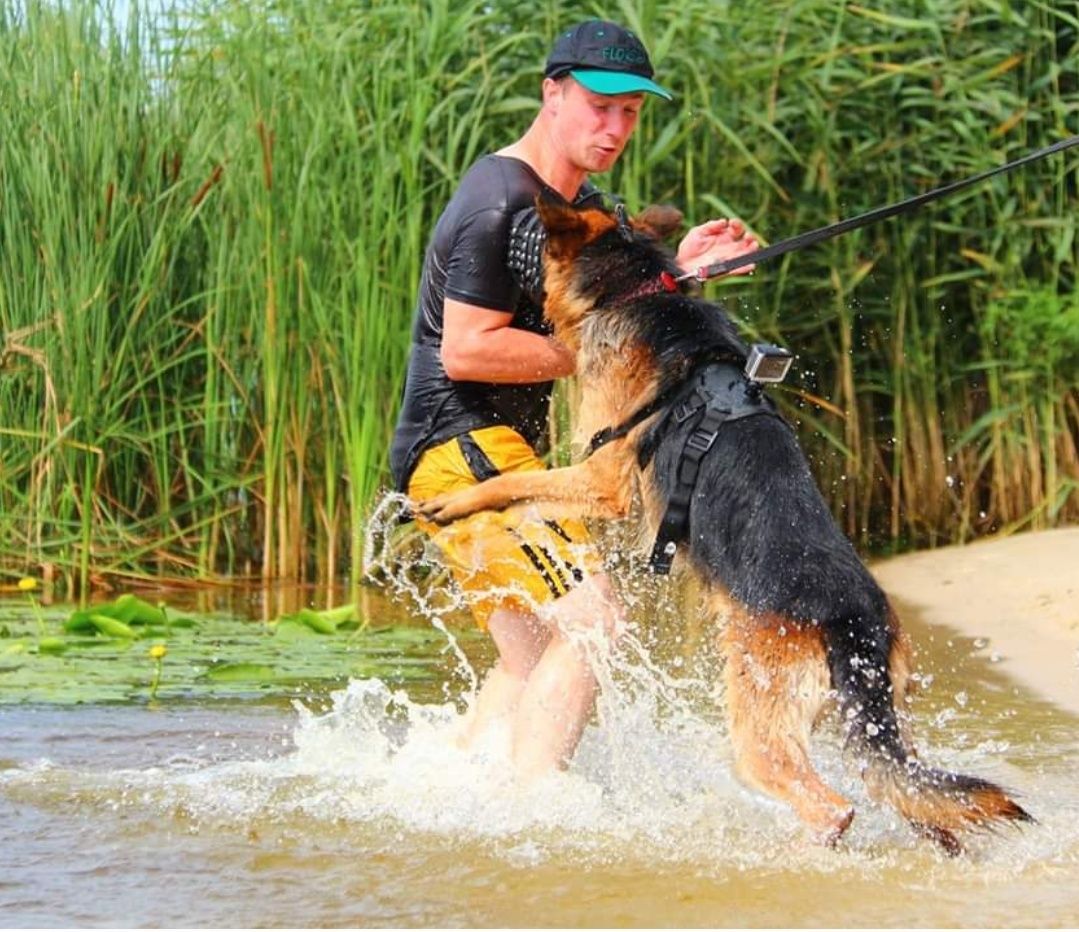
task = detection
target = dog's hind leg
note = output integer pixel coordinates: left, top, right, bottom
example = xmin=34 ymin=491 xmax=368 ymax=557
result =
xmin=886 ymin=616 xmax=918 ymax=750
xmin=720 ymin=607 xmax=855 ymax=845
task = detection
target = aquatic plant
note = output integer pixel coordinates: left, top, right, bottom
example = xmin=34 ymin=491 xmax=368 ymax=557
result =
xmin=148 ymin=642 xmax=166 ymax=699
xmin=17 ymin=576 xmax=48 ymax=639
xmin=0 ymin=590 xmax=478 ymax=704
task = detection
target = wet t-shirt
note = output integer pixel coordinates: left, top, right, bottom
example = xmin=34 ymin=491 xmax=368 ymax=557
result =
xmin=389 ymin=154 xmax=599 ymax=490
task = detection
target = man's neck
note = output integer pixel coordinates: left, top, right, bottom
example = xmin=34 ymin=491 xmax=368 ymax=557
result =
xmin=499 ymin=120 xmax=586 ymax=201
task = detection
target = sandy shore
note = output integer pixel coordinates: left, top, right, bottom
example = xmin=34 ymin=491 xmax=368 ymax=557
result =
xmin=871 ymin=526 xmax=1079 ymax=715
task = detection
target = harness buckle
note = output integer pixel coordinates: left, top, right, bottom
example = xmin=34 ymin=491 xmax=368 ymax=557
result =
xmin=672 ymin=390 xmax=705 ymax=424
xmin=685 ymin=426 xmax=720 ymax=454
xmin=649 ymin=539 xmax=677 ymax=574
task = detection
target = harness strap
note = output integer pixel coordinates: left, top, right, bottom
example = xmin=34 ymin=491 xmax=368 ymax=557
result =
xmin=648 ymin=402 xmax=731 ymax=573
xmin=587 ymin=354 xmax=741 ymax=458
xmin=645 ymin=365 xmax=783 ymax=574
xmin=585 ymin=381 xmax=683 ymax=456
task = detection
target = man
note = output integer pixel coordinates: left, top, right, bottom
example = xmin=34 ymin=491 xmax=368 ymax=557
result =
xmin=390 ymin=20 xmax=757 ymax=779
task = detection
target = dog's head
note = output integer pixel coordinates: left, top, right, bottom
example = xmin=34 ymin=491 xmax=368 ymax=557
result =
xmin=536 ymin=194 xmax=683 ymax=341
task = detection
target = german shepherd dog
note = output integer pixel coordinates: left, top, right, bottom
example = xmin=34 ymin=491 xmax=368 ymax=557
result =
xmin=418 ymin=195 xmax=1032 ymax=853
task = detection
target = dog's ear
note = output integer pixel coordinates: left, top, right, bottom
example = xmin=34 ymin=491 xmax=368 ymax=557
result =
xmin=633 ymin=204 xmax=684 ymax=241
xmin=535 ymin=192 xmax=616 ymax=259
xmin=535 ymin=192 xmax=585 ymax=235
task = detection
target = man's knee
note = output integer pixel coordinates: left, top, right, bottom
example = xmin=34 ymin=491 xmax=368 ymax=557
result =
xmin=487 ymin=606 xmax=551 ymax=677
xmin=540 ymin=573 xmax=625 ymax=643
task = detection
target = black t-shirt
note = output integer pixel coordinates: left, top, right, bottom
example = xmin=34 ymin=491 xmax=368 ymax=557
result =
xmin=389 ymin=154 xmax=598 ymax=490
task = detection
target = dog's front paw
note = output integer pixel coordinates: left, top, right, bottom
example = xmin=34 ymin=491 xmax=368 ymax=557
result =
xmin=415 ymin=490 xmax=482 ymax=525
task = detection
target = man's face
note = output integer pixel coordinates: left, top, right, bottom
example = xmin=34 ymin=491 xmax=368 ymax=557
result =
xmin=546 ymin=77 xmax=645 ymax=173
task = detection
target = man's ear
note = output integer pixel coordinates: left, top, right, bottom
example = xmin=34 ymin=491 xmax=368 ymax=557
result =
xmin=540 ymin=76 xmax=563 ymax=112
xmin=633 ymin=204 xmax=684 ymax=241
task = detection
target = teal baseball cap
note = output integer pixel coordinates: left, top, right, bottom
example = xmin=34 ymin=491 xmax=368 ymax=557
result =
xmin=544 ymin=20 xmax=673 ymax=101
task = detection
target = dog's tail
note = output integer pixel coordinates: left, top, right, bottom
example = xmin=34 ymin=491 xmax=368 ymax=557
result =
xmin=826 ymin=619 xmax=1033 ymax=855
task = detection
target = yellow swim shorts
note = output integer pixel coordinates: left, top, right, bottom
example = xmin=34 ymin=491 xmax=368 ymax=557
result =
xmin=407 ymin=425 xmax=601 ymax=628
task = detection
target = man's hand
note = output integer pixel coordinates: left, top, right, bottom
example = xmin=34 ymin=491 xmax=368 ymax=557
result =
xmin=675 ymin=218 xmax=758 ymax=278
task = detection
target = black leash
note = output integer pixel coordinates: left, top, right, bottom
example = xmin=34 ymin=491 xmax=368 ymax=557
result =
xmin=680 ymin=133 xmax=1079 ymax=282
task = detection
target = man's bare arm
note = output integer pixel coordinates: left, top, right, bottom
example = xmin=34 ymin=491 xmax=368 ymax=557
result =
xmin=440 ymin=298 xmax=576 ymax=383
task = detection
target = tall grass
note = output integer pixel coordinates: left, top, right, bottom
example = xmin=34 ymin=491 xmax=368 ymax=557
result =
xmin=1 ymin=0 xmax=1076 ymax=596
xmin=611 ymin=0 xmax=1079 ymax=549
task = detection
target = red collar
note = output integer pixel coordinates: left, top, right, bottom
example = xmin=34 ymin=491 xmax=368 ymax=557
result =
xmin=619 ymin=271 xmax=679 ymax=302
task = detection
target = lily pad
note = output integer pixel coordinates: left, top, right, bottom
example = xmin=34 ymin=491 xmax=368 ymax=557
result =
xmin=0 ymin=593 xmax=483 ymax=705
xmin=272 ymin=619 xmax=321 ymax=641
xmin=89 ymin=615 xmax=138 ymax=639
xmin=203 ymin=662 xmax=276 ymax=683
xmin=36 ymin=637 xmax=68 ymax=655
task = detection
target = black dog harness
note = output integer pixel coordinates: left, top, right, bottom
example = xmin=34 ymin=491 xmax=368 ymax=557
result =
xmin=589 ymin=360 xmax=785 ymax=574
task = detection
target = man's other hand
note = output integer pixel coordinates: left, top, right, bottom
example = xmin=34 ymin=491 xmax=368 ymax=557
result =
xmin=675 ymin=218 xmax=758 ymax=278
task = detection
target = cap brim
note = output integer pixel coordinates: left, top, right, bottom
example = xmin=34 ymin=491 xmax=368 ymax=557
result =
xmin=570 ymin=69 xmax=673 ymax=101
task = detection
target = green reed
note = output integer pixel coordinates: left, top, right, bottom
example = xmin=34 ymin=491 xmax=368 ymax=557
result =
xmin=1 ymin=0 xmax=1076 ymax=596
xmin=609 ymin=0 xmax=1079 ymax=551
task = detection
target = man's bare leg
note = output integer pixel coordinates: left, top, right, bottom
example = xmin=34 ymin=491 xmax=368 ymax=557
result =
xmin=456 ymin=606 xmax=551 ymax=748
xmin=510 ymin=573 xmax=624 ymax=780
xmin=458 ymin=574 xmax=623 ymax=778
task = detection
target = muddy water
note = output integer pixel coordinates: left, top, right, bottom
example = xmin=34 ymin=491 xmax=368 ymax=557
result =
xmin=1 ymin=588 xmax=1078 ymax=928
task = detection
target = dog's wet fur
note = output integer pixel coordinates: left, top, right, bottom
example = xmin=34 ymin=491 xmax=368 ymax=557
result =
xmin=419 ymin=195 xmax=1032 ymax=852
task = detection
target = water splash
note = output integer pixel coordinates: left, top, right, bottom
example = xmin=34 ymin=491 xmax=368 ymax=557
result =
xmin=3 ymin=496 xmax=1072 ymax=896
xmin=342 ymin=490 xmax=1067 ymax=866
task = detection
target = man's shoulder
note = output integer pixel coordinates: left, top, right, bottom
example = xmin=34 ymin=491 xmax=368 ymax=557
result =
xmin=451 ymin=154 xmax=544 ymax=215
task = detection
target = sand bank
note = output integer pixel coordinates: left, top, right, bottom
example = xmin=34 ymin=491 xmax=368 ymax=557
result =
xmin=871 ymin=526 xmax=1079 ymax=715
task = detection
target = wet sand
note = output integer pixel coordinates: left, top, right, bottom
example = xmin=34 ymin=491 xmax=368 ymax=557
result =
xmin=872 ymin=526 xmax=1079 ymax=715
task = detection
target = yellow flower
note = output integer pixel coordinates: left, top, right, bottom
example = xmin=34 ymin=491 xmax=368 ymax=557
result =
xmin=149 ymin=644 xmax=167 ymax=660
xmin=18 ymin=577 xmax=37 ymax=591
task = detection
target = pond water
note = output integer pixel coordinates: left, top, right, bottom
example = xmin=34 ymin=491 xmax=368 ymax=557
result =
xmin=1 ymin=579 xmax=1078 ymax=928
